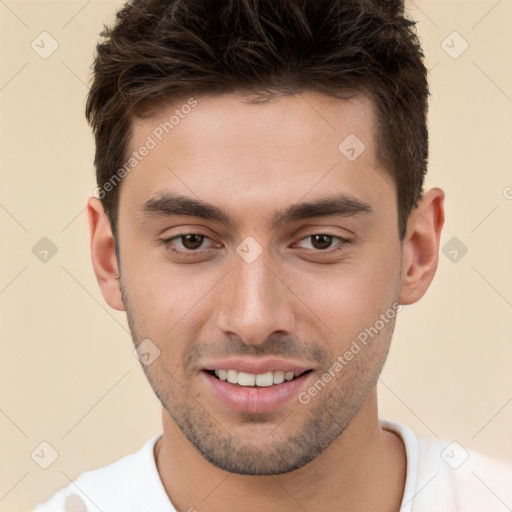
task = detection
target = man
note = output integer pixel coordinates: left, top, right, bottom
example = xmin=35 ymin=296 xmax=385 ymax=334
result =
xmin=33 ymin=0 xmax=511 ymax=511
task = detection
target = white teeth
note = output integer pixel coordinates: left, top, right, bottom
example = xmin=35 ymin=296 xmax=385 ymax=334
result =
xmin=255 ymin=372 xmax=273 ymax=387
xmin=213 ymin=369 xmax=305 ymax=387
xmin=273 ymin=371 xmax=285 ymax=384
xmin=237 ymin=371 xmax=256 ymax=386
xmin=226 ymin=369 xmax=238 ymax=384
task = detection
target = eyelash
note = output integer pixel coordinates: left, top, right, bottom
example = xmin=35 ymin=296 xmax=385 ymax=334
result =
xmin=162 ymin=233 xmax=352 ymax=258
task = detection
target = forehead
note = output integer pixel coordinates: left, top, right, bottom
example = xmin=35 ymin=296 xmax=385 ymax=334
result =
xmin=118 ymin=91 xmax=395 ymax=228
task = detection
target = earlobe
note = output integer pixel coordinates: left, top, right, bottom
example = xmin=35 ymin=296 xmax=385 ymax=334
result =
xmin=87 ymin=197 xmax=126 ymax=311
xmin=399 ymin=188 xmax=445 ymax=305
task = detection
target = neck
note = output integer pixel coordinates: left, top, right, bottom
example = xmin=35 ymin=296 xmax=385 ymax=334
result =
xmin=155 ymin=390 xmax=406 ymax=512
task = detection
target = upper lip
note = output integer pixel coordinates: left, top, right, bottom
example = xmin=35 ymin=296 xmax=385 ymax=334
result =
xmin=202 ymin=357 xmax=312 ymax=375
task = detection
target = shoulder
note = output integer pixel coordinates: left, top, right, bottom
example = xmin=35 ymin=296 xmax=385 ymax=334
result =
xmin=381 ymin=419 xmax=512 ymax=511
xmin=416 ymin=435 xmax=512 ymax=511
xmin=31 ymin=433 xmax=171 ymax=512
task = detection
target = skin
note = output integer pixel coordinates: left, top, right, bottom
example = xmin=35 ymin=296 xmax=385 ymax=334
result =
xmin=87 ymin=91 xmax=445 ymax=512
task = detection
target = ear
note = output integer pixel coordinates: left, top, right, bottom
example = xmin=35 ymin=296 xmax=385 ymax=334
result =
xmin=399 ymin=187 xmax=445 ymax=305
xmin=87 ymin=197 xmax=125 ymax=311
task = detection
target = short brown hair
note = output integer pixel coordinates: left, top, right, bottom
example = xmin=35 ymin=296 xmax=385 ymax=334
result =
xmin=86 ymin=0 xmax=429 ymax=244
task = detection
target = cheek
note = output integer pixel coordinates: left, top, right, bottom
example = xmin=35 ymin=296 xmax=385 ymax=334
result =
xmin=123 ymin=262 xmax=220 ymax=358
xmin=121 ymin=233 xmax=199 ymax=312
xmin=296 ymin=248 xmax=400 ymax=344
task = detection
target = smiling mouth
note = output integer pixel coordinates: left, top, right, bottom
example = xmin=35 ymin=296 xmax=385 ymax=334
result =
xmin=204 ymin=369 xmax=313 ymax=387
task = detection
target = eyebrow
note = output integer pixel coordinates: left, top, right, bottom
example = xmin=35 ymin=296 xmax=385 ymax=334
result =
xmin=141 ymin=191 xmax=373 ymax=228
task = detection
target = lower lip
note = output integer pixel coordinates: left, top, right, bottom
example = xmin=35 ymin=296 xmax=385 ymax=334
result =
xmin=202 ymin=371 xmax=312 ymax=414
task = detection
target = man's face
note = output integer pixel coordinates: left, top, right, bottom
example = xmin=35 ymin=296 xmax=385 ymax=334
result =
xmin=116 ymin=91 xmax=403 ymax=474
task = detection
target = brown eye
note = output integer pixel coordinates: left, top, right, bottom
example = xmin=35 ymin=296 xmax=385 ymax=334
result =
xmin=310 ymin=234 xmax=334 ymax=250
xmin=295 ymin=234 xmax=351 ymax=254
xmin=180 ymin=234 xmax=205 ymax=250
xmin=163 ymin=233 xmax=214 ymax=256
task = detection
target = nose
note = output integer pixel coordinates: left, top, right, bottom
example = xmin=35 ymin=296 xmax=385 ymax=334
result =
xmin=216 ymin=250 xmax=296 ymax=346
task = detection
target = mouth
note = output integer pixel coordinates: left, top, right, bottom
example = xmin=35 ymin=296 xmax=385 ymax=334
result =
xmin=204 ymin=368 xmax=313 ymax=387
xmin=201 ymin=365 xmax=314 ymax=414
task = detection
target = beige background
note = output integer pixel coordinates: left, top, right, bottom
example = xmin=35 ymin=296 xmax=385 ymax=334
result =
xmin=0 ymin=1 xmax=511 ymax=510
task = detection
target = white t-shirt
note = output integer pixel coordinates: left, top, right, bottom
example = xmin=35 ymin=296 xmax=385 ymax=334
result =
xmin=32 ymin=418 xmax=512 ymax=512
